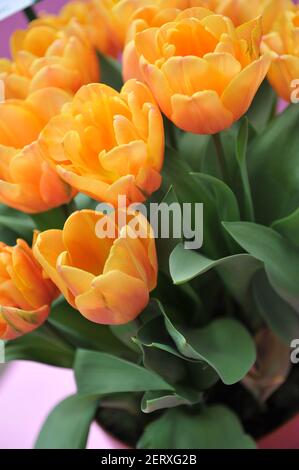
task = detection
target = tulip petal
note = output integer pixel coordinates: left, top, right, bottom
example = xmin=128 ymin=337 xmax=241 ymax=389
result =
xmin=75 ymin=270 xmax=149 ymax=325
xmin=170 ymin=90 xmax=233 ymax=134
xmin=0 ymin=304 xmax=50 ymax=340
xmin=221 ymin=55 xmax=271 ymax=120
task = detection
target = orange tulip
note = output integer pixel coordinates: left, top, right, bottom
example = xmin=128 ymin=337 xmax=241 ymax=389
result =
xmin=33 ymin=209 xmax=158 ymax=325
xmin=0 ymin=88 xmax=75 ymax=213
xmin=38 ymin=80 xmax=164 ymax=205
xmin=0 ymin=239 xmax=58 ymax=340
xmin=128 ymin=7 xmax=271 ymax=134
xmin=0 ymin=17 xmax=99 ymax=100
xmin=217 ymin=0 xmax=293 ymax=32
xmin=123 ymin=1 xmax=222 ymax=81
xmin=87 ymin=0 xmax=146 ymax=57
xmin=39 ymin=0 xmax=117 ymax=57
xmin=262 ymin=7 xmax=299 ymax=103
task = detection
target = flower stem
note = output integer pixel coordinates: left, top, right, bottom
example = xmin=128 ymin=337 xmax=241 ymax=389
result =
xmin=23 ymin=6 xmax=38 ymax=22
xmin=212 ymin=133 xmax=229 ymax=183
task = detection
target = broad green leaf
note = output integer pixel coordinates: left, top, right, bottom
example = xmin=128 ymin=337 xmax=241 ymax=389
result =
xmin=110 ymin=321 xmax=140 ymax=353
xmin=50 ymin=299 xmax=131 ymax=358
xmin=35 ymin=394 xmax=98 ymax=449
xmin=154 ymin=186 xmax=182 ymax=276
xmin=248 ymin=104 xmax=299 ymax=224
xmin=223 ymin=221 xmax=299 ymax=301
xmin=272 ymin=207 xmax=299 ymax=250
xmin=137 ymin=314 xmax=191 ymax=361
xmin=134 ymin=336 xmax=187 ymax=384
xmin=235 ymin=118 xmax=255 ymax=221
xmin=5 ymin=323 xmax=74 ymax=368
xmin=162 ymin=147 xmax=240 ymax=258
xmin=0 ymin=214 xmax=34 ymax=241
xmin=98 ymin=52 xmax=123 ymax=91
xmin=247 ymin=79 xmax=276 ymax=132
xmin=74 ymin=349 xmax=174 ymax=395
xmin=137 ymin=313 xmax=218 ymax=390
xmin=138 ymin=406 xmax=256 ymax=449
xmin=141 ymin=388 xmax=201 ymax=414
xmin=252 ymin=270 xmax=299 ymax=344
xmin=178 ymin=132 xmax=211 ymax=171
xmin=170 ymin=243 xmax=259 ymax=290
xmin=161 ymin=303 xmax=256 ymax=385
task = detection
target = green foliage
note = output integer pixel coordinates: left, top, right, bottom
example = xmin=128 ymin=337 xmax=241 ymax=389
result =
xmin=138 ymin=406 xmax=256 ymax=449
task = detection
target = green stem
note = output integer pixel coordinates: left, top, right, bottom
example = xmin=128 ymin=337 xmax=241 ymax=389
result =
xmin=23 ymin=6 xmax=38 ymax=22
xmin=212 ymin=133 xmax=229 ymax=183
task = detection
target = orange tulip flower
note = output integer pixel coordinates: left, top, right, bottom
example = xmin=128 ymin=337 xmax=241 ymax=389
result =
xmin=0 ymin=239 xmax=58 ymax=340
xmin=0 ymin=88 xmax=75 ymax=213
xmin=262 ymin=7 xmax=299 ymax=103
xmin=33 ymin=209 xmax=158 ymax=325
xmin=39 ymin=0 xmax=117 ymax=58
xmin=38 ymin=80 xmax=164 ymax=205
xmin=217 ymin=0 xmax=293 ymax=32
xmin=0 ymin=17 xmax=99 ymax=100
xmin=128 ymin=7 xmax=271 ymax=134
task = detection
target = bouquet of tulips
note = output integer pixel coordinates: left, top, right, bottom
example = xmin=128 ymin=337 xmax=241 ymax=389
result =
xmin=1 ymin=0 xmax=299 ymax=449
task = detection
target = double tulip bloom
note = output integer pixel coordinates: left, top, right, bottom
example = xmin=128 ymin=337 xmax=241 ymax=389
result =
xmin=262 ymin=6 xmax=299 ymax=103
xmin=0 ymin=17 xmax=99 ymax=100
xmin=0 ymin=88 xmax=75 ymax=213
xmin=125 ymin=7 xmax=271 ymax=135
xmin=216 ymin=0 xmax=293 ymax=31
xmin=0 ymin=239 xmax=58 ymax=340
xmin=38 ymin=79 xmax=164 ymax=205
xmin=34 ymin=209 xmax=158 ymax=325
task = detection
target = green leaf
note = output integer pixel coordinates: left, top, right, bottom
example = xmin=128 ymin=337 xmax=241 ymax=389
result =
xmin=138 ymin=406 xmax=256 ymax=449
xmin=248 ymin=104 xmax=299 ymax=224
xmin=271 ymin=207 xmax=299 ymax=250
xmin=98 ymin=52 xmax=123 ymax=91
xmin=141 ymin=388 xmax=201 ymax=414
xmin=247 ymin=79 xmax=276 ymax=132
xmin=170 ymin=243 xmax=259 ymax=290
xmin=252 ymin=270 xmax=299 ymax=344
xmin=177 ymin=132 xmax=211 ymax=171
xmin=154 ymin=186 xmax=182 ymax=276
xmin=223 ymin=221 xmax=299 ymax=304
xmin=5 ymin=323 xmax=74 ymax=368
xmin=0 ymin=213 xmax=34 ymax=241
xmin=137 ymin=313 xmax=218 ymax=390
xmin=49 ymin=299 xmax=131 ymax=358
xmin=235 ymin=118 xmax=255 ymax=221
xmin=161 ymin=303 xmax=256 ymax=385
xmin=31 ymin=206 xmax=67 ymax=230
xmin=162 ymin=147 xmax=240 ymax=258
xmin=35 ymin=394 xmax=98 ymax=449
xmin=74 ymin=349 xmax=174 ymax=395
